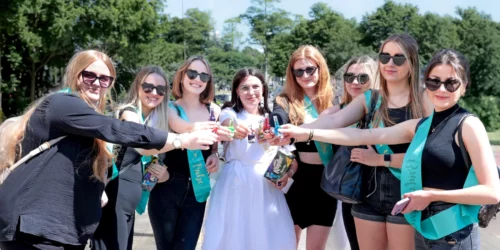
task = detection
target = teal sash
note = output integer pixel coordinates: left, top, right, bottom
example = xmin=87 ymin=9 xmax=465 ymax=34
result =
xmin=304 ymin=96 xmax=334 ymax=167
xmin=401 ymin=113 xmax=480 ymax=240
xmin=169 ymin=102 xmax=211 ymax=202
xmin=364 ymin=90 xmax=400 ymax=179
xmin=136 ymin=154 xmax=152 ymax=214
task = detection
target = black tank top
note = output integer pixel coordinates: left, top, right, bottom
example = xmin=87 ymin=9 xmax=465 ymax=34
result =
xmin=419 ymin=104 xmax=469 ymax=190
xmin=385 ymin=106 xmax=412 ymax=153
xmin=163 ymin=103 xmax=212 ymax=177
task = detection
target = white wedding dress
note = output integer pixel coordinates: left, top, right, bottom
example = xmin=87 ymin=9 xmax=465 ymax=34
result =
xmin=202 ymin=108 xmax=296 ymax=250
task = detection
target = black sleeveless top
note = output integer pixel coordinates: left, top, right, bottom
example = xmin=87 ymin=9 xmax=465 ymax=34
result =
xmin=163 ymin=103 xmax=212 ymax=177
xmin=418 ymin=104 xmax=469 ymax=190
xmin=385 ymin=106 xmax=412 ymax=153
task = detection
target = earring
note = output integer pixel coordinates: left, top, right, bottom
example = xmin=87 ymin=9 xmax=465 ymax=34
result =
xmin=260 ymin=98 xmax=264 ymax=108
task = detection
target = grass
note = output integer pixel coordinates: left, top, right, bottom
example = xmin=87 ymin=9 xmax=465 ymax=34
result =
xmin=488 ymin=130 xmax=500 ymax=145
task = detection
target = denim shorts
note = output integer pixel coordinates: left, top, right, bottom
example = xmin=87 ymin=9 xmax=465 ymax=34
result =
xmin=352 ymin=167 xmax=408 ymax=224
xmin=415 ymin=202 xmax=479 ymax=250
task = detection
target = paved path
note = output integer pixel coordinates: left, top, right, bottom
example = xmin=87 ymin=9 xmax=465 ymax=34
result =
xmin=126 ymin=147 xmax=500 ymax=249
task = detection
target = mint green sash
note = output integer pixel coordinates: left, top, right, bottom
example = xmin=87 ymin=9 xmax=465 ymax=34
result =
xmin=363 ymin=90 xmax=400 ymax=179
xmin=304 ymin=96 xmax=334 ymax=167
xmin=401 ymin=113 xmax=480 ymax=240
xmin=169 ymin=102 xmax=211 ymax=202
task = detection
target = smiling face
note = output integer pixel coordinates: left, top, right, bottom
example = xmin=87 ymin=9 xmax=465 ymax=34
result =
xmin=236 ymin=75 xmax=263 ymax=113
xmin=139 ymin=73 xmax=167 ymax=114
xmin=78 ymin=60 xmax=112 ymax=104
xmin=344 ymin=63 xmax=372 ymax=99
xmin=182 ymin=60 xmax=210 ymax=95
xmin=426 ymin=64 xmax=464 ymax=112
xmin=380 ymin=41 xmax=411 ymax=84
xmin=293 ymin=58 xmax=319 ymax=91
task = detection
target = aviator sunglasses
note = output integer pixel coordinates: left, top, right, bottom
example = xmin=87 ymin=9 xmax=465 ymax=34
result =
xmin=292 ymin=66 xmax=318 ymax=78
xmin=141 ymin=82 xmax=167 ymax=96
xmin=186 ymin=69 xmax=211 ymax=83
xmin=424 ymin=78 xmax=461 ymax=93
xmin=379 ymin=53 xmax=407 ymax=66
xmin=344 ymin=73 xmax=370 ymax=84
xmin=81 ymin=70 xmax=114 ymax=88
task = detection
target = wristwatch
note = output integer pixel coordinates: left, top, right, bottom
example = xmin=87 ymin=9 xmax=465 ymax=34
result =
xmin=384 ymin=154 xmax=391 ymax=168
xmin=173 ymin=134 xmax=183 ymax=149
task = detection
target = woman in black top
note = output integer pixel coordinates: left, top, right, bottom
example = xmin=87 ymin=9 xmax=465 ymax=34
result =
xmin=91 ymin=66 xmax=171 ymax=250
xmin=319 ymin=55 xmax=377 ymax=250
xmin=271 ymin=45 xmax=338 ymax=250
xmin=0 ymin=50 xmax=218 ymax=250
xmin=280 ymin=49 xmax=500 ymax=250
xmin=148 ymin=56 xmax=230 ymax=250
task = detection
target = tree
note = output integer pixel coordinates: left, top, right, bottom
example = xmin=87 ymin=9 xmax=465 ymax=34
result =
xmin=455 ymin=7 xmax=500 ymax=97
xmin=240 ymin=0 xmax=294 ymax=78
xmin=221 ymin=17 xmax=243 ymax=50
xmin=207 ymin=47 xmax=261 ymax=90
xmin=412 ymin=13 xmax=460 ymax=64
xmin=359 ymin=0 xmax=420 ymax=50
xmin=166 ymin=8 xmax=215 ymax=58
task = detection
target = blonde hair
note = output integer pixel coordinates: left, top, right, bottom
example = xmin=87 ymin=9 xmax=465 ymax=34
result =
xmin=0 ymin=50 xmax=116 ymax=181
xmin=341 ymin=55 xmax=379 ymax=105
xmin=276 ymin=45 xmax=334 ymax=125
xmin=117 ymin=66 xmax=170 ymax=131
xmin=374 ymin=34 xmax=425 ymax=127
xmin=171 ymin=56 xmax=215 ymax=104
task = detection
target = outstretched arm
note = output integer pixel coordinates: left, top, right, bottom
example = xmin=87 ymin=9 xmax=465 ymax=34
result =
xmin=301 ymin=94 xmax=367 ymax=129
xmin=280 ymin=118 xmax=419 ymax=147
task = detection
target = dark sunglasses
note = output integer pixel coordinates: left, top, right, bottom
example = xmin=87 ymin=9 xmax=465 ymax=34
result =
xmin=379 ymin=53 xmax=407 ymax=66
xmin=186 ymin=69 xmax=211 ymax=83
xmin=292 ymin=66 xmax=318 ymax=78
xmin=141 ymin=82 xmax=167 ymax=96
xmin=81 ymin=70 xmax=114 ymax=88
xmin=424 ymin=78 xmax=461 ymax=93
xmin=344 ymin=73 xmax=370 ymax=84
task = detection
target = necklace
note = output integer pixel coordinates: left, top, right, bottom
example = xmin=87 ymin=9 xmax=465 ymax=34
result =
xmin=431 ymin=106 xmax=460 ymax=133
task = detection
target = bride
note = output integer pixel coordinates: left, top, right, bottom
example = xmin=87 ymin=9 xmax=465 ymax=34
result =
xmin=202 ymin=68 xmax=296 ymax=250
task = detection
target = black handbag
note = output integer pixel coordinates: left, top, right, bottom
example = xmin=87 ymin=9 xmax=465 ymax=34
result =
xmin=320 ymin=90 xmax=379 ymax=204
xmin=457 ymin=114 xmax=500 ymax=228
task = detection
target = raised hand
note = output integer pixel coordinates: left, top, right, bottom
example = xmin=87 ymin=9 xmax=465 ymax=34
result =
xmin=182 ymin=130 xmax=219 ymax=150
xmin=205 ymin=154 xmax=219 ymax=173
xmin=278 ymin=124 xmax=309 ymax=142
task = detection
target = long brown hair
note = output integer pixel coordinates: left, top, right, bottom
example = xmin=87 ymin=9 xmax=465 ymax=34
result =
xmin=276 ymin=45 xmax=333 ymax=125
xmin=374 ymin=34 xmax=425 ymax=127
xmin=0 ymin=50 xmax=116 ymax=181
xmin=171 ymin=56 xmax=215 ymax=104
xmin=118 ymin=66 xmax=170 ymax=131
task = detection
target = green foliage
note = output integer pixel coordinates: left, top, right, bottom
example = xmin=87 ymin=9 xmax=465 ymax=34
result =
xmin=2 ymin=0 xmax=500 ymax=123
xmin=459 ymin=96 xmax=500 ymax=132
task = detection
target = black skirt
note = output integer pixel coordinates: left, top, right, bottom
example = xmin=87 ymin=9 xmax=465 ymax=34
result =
xmin=285 ymin=161 xmax=338 ymax=229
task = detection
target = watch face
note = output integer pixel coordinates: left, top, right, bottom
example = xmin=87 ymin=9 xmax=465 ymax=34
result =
xmin=173 ymin=139 xmax=181 ymax=148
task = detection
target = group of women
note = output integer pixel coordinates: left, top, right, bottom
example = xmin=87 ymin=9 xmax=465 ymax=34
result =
xmin=0 ymin=32 xmax=498 ymax=250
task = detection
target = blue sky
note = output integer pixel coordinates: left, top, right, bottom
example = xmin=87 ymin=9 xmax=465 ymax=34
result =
xmin=163 ymin=0 xmax=500 ymax=47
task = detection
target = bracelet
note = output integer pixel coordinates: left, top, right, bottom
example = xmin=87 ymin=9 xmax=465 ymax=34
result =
xmin=306 ymin=129 xmax=314 ymax=145
xmin=287 ymin=169 xmax=295 ymax=177
xmin=211 ymin=152 xmax=219 ymax=158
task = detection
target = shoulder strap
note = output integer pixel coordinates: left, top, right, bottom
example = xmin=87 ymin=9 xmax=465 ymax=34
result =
xmin=10 ymin=136 xmax=66 ymax=172
xmin=457 ymin=114 xmax=476 ymax=170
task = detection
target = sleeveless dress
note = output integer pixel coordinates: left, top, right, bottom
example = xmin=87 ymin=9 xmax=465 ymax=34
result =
xmin=202 ymin=108 xmax=296 ymax=250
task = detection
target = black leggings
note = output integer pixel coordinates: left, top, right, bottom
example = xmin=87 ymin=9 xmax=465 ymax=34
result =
xmin=342 ymin=202 xmax=360 ymax=250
